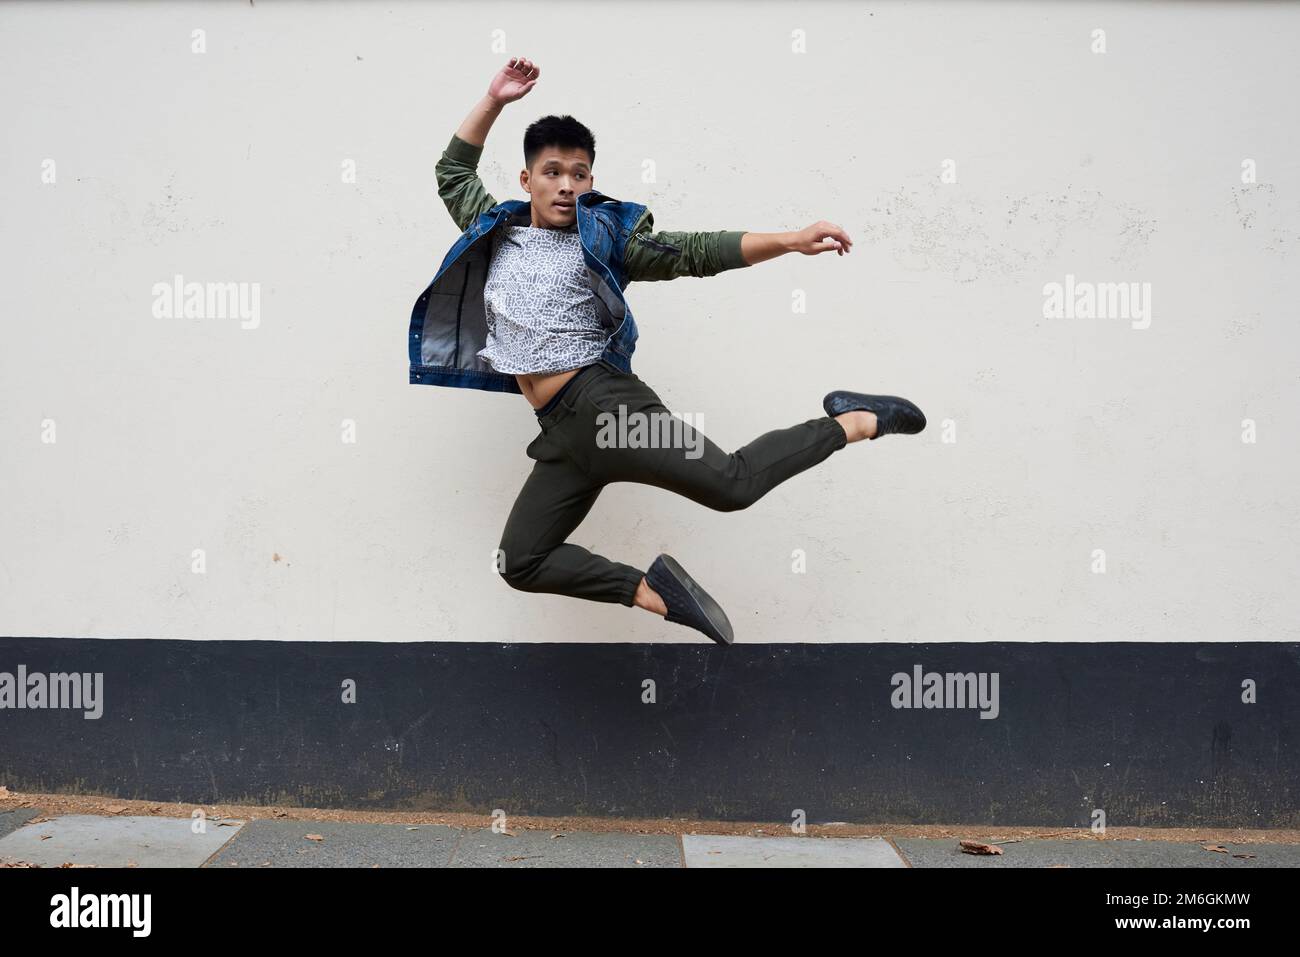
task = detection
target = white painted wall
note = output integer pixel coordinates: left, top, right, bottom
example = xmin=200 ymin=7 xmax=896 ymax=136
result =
xmin=2 ymin=1 xmax=1297 ymax=643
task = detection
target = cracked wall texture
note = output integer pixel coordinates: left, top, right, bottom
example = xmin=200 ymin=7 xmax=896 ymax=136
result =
xmin=1 ymin=1 xmax=1297 ymax=643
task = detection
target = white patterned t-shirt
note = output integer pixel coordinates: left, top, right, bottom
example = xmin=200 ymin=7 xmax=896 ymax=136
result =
xmin=476 ymin=224 xmax=610 ymax=374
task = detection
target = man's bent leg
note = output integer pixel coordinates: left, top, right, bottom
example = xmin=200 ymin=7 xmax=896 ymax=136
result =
xmin=497 ymin=454 xmax=645 ymax=606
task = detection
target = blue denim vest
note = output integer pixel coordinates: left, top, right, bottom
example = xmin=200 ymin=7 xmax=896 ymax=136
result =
xmin=409 ymin=189 xmax=649 ymax=395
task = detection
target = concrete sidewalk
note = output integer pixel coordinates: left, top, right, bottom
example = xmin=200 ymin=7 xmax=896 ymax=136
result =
xmin=3 ymin=807 xmax=1299 ymax=868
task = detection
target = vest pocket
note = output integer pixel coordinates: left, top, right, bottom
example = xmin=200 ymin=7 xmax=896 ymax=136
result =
xmin=419 ymin=292 xmax=464 ymax=365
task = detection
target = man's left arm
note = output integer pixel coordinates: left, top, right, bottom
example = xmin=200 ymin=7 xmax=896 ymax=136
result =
xmin=623 ymin=209 xmax=853 ymax=282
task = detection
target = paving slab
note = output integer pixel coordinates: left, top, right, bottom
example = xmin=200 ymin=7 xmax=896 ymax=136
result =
xmin=895 ymin=838 xmax=1300 ymax=868
xmin=681 ymin=834 xmax=906 ymax=868
xmin=0 ymin=808 xmax=41 ymax=840
xmin=450 ymin=828 xmax=681 ymax=868
xmin=205 ymin=819 xmax=462 ymax=867
xmin=0 ymin=815 xmax=243 ymax=868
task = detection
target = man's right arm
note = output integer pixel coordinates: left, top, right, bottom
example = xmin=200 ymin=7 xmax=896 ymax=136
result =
xmin=437 ymin=60 xmax=539 ymax=232
xmin=435 ymin=129 xmax=499 ymax=233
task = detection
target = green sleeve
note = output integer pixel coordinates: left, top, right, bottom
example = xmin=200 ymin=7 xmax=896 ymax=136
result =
xmin=623 ymin=209 xmax=748 ymax=282
xmin=435 ymin=134 xmax=500 ymax=232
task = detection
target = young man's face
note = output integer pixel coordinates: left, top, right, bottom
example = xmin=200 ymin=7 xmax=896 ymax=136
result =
xmin=521 ymin=145 xmax=594 ymax=229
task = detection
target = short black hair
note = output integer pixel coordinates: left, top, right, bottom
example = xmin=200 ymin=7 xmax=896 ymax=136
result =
xmin=523 ymin=115 xmax=596 ymax=172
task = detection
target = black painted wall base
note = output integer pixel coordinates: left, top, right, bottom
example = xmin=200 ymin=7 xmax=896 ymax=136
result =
xmin=1 ymin=637 xmax=1296 ymax=827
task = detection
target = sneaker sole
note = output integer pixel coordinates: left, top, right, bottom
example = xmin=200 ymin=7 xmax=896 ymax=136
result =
xmin=656 ymin=554 xmax=735 ymax=646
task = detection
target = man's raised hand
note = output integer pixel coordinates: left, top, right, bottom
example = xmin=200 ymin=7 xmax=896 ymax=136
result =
xmin=488 ymin=57 xmax=540 ymax=105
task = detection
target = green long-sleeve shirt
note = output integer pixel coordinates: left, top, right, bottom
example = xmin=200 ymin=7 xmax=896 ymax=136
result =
xmin=434 ymin=134 xmax=748 ymax=281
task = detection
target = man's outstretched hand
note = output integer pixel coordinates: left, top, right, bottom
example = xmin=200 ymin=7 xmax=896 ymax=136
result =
xmin=789 ymin=221 xmax=854 ymax=256
xmin=487 ymin=57 xmax=540 ymax=105
xmin=739 ymin=221 xmax=855 ymax=266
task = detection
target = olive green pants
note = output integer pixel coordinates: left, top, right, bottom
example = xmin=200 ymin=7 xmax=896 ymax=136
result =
xmin=497 ymin=361 xmax=849 ymax=605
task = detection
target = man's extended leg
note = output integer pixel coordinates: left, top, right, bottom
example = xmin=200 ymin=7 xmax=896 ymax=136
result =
xmin=569 ymin=371 xmax=852 ymax=513
xmin=621 ymin=413 xmax=850 ymax=513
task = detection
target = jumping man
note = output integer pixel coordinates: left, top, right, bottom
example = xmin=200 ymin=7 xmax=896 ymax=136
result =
xmin=409 ymin=57 xmax=926 ymax=644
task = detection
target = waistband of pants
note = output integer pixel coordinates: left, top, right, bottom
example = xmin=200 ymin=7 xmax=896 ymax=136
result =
xmin=534 ymin=363 xmax=603 ymax=419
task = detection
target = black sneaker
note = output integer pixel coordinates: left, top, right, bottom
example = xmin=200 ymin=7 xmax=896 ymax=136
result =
xmin=822 ymin=390 xmax=926 ymax=439
xmin=645 ymin=554 xmax=734 ymax=645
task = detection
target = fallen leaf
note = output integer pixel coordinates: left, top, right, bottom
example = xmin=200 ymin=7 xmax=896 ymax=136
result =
xmin=960 ymin=840 xmax=1004 ymax=856
xmin=1202 ymin=845 xmax=1229 ymax=854
xmin=1232 ymin=853 xmax=1256 ymax=860
xmin=304 ymin=834 xmax=324 ymax=842
xmin=39 ymin=835 xmax=52 ymax=841
xmin=104 ymin=806 xmax=128 ymax=815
